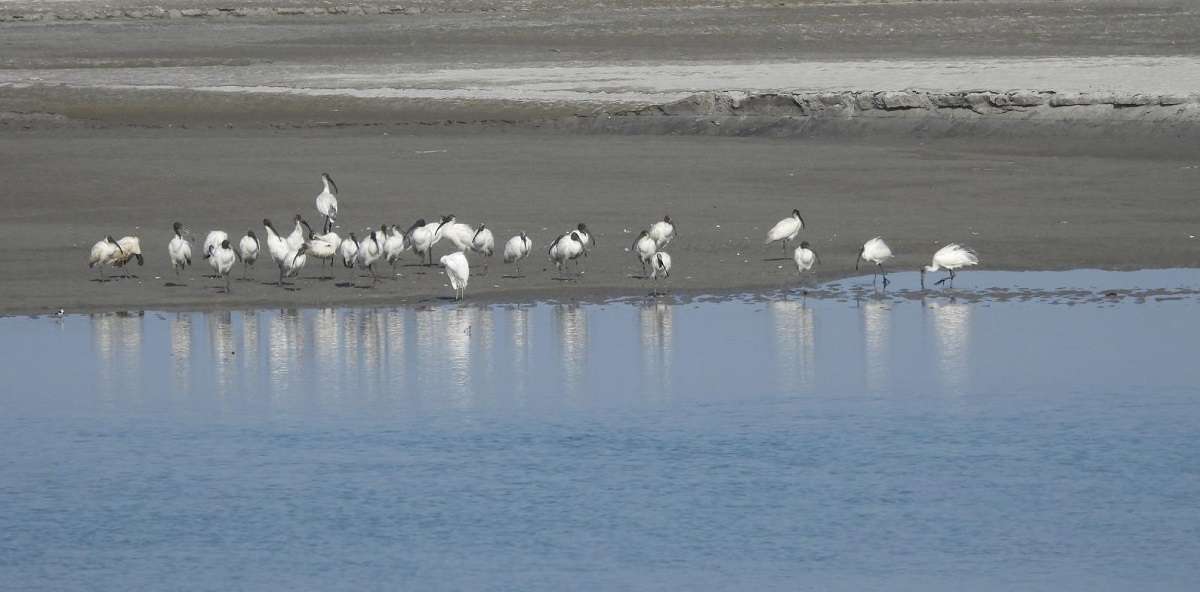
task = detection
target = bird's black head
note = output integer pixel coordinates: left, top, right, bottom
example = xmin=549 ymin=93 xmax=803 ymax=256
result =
xmin=570 ymin=232 xmax=583 ymax=243
xmin=172 ymin=221 xmax=183 ymax=234
xmin=247 ymin=230 xmax=257 ymax=239
xmin=443 ymin=214 xmax=455 ymax=223
xmin=380 ymin=224 xmax=388 ymax=233
xmin=519 ymin=231 xmax=527 ymax=239
xmin=134 ymin=253 xmax=144 ymax=266
xmin=322 ymin=172 xmax=338 ymax=194
xmin=800 ymin=241 xmax=810 ymax=249
xmin=106 ymin=235 xmax=117 ymax=244
xmin=577 ymin=223 xmax=588 ymax=232
xmin=792 ymin=208 xmax=801 ymax=217
xmin=294 ymin=213 xmax=303 ymax=222
xmin=297 ymin=243 xmax=309 ymax=254
xmin=221 ymin=239 xmax=231 ymax=249
xmin=262 ymin=218 xmax=274 ymax=231
xmin=639 ymin=229 xmax=649 ymax=237
xmin=412 ymin=218 xmax=426 ymax=229
xmin=664 ymin=215 xmax=672 ymax=224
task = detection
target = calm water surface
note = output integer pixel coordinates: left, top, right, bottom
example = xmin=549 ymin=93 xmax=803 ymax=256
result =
xmin=2 ymin=270 xmax=1199 ymax=591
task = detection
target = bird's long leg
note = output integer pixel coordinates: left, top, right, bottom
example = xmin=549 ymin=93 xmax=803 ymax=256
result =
xmin=278 ymin=267 xmax=284 ymax=287
xmin=226 ymin=275 xmax=232 ymax=294
xmin=880 ymin=264 xmax=890 ymax=287
xmin=949 ymin=269 xmax=956 ymax=287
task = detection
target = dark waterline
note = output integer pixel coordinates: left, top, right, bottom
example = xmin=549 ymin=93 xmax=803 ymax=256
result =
xmin=2 ymin=270 xmax=1199 ymax=590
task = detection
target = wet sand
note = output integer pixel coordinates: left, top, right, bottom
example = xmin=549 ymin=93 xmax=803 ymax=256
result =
xmin=2 ymin=126 xmax=1198 ymax=315
xmin=2 ymin=0 xmax=1199 ymax=314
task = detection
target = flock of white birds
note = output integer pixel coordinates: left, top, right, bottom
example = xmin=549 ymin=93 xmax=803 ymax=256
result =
xmin=87 ymin=173 xmax=980 ymax=300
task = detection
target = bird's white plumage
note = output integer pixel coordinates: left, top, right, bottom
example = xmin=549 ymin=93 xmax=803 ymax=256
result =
xmin=307 ymin=231 xmax=340 ymax=263
xmin=88 ymin=237 xmax=122 ymax=272
xmin=794 ymin=244 xmax=817 ymax=273
xmin=113 ymin=236 xmax=142 ymax=268
xmin=264 ymin=221 xmax=289 ymax=267
xmin=238 ymin=233 xmax=259 ymax=267
xmin=168 ymin=232 xmax=192 ymax=274
xmin=384 ymin=225 xmax=406 ymax=266
xmin=440 ymin=251 xmax=470 ymax=300
xmin=471 ymin=226 xmax=495 ymax=257
xmin=927 ymin=243 xmax=979 ymax=272
xmin=286 ymin=217 xmax=308 ymax=252
xmin=860 ymin=236 xmax=893 ymax=266
xmin=442 ymin=222 xmax=476 ymax=252
xmin=765 ymin=210 xmax=804 ymax=245
xmin=339 ymin=235 xmax=360 ymax=268
xmin=651 ymin=251 xmax=672 ymax=280
xmin=548 ymin=232 xmax=584 ymax=271
xmin=503 ymin=233 xmax=531 ymax=263
xmin=282 ymin=245 xmax=307 ymax=279
xmin=315 ymin=174 xmax=338 ymax=220
xmin=634 ymin=231 xmax=657 ymax=269
xmin=649 ymin=218 xmax=675 ymax=249
xmin=203 ymin=230 xmax=228 ymax=259
xmin=207 ymin=240 xmax=237 ymax=291
xmin=357 ymin=230 xmax=383 ymax=271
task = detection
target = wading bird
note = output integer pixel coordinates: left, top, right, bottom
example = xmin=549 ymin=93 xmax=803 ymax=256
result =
xmin=440 ymin=216 xmax=477 ymax=252
xmin=440 ymin=250 xmax=470 ymax=301
xmin=113 ymin=236 xmax=144 ymax=277
xmin=548 ymin=231 xmax=585 ymax=276
xmin=408 ymin=216 xmax=450 ymax=266
xmin=633 ymin=229 xmax=657 ymax=276
xmin=471 ymin=224 xmax=495 ymax=274
xmin=649 ymin=215 xmax=675 ymax=249
xmin=202 ymin=230 xmax=228 ymax=262
xmin=168 ymin=222 xmax=192 ymax=277
xmin=263 ymin=218 xmax=292 ymax=285
xmin=88 ymin=236 xmax=124 ymax=280
xmin=856 ymin=236 xmax=894 ymax=286
xmin=207 ymin=238 xmax=238 ymax=293
xmin=315 ymin=172 xmax=339 ymax=234
xmin=357 ymin=228 xmax=384 ymax=284
xmin=650 ymin=251 xmax=672 ymax=295
xmin=384 ymin=224 xmax=406 ymax=272
xmin=793 ymin=241 xmax=819 ymax=276
xmin=286 ymin=214 xmax=311 ymax=252
xmin=307 ymin=230 xmax=341 ymax=275
xmin=503 ymin=232 xmax=532 ymax=276
xmin=339 ymin=232 xmax=359 ymax=274
xmin=572 ymin=223 xmax=596 ymax=256
xmin=238 ymin=230 xmax=259 ymax=279
xmin=765 ymin=209 xmax=805 ymax=253
xmin=281 ymin=243 xmax=308 ymax=284
xmin=921 ymin=244 xmax=979 ymax=289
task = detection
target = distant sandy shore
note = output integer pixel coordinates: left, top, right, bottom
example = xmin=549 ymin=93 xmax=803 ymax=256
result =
xmin=2 ymin=0 xmax=1198 ymax=314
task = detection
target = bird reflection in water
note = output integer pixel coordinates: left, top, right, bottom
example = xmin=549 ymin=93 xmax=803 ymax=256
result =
xmin=639 ymin=300 xmax=674 ymax=400
xmin=267 ymin=309 xmax=303 ymax=404
xmin=556 ymin=304 xmax=588 ymax=399
xmin=170 ymin=312 xmax=192 ymax=395
xmin=860 ymin=297 xmax=891 ymax=392
xmin=927 ymin=297 xmax=971 ymax=394
xmin=510 ymin=305 xmax=532 ymax=404
xmin=207 ymin=310 xmax=234 ymax=405
xmin=770 ymin=298 xmax=815 ymax=394
xmin=91 ymin=311 xmax=143 ymax=408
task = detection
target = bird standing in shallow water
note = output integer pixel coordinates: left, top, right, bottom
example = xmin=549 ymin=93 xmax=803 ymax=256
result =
xmin=441 ymin=251 xmax=470 ymax=301
xmin=168 ymin=222 xmax=192 ymax=277
xmin=650 ymin=251 xmax=672 ymax=295
xmin=503 ymin=232 xmax=532 ymax=276
xmin=315 ymin=172 xmax=338 ymax=234
xmin=765 ymin=209 xmax=805 ymax=253
xmin=856 ymin=236 xmax=894 ymax=286
xmin=921 ymin=244 xmax=979 ymax=289
xmin=793 ymin=241 xmax=819 ymax=279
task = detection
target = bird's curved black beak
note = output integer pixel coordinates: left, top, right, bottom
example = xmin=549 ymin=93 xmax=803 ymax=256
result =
xmin=855 ymin=250 xmax=862 ymax=271
xmin=327 ymin=174 xmax=338 ymax=195
xmin=135 ymin=253 xmax=144 ymax=266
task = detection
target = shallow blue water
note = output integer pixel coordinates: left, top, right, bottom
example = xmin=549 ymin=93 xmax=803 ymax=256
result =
xmin=2 ymin=270 xmax=1199 ymax=591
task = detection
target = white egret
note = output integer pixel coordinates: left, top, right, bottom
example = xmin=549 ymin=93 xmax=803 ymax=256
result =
xmin=548 ymin=231 xmax=585 ymax=275
xmin=440 ymin=251 xmax=470 ymax=301
xmin=238 ymin=230 xmax=259 ymax=279
xmin=856 ymin=236 xmax=894 ymax=286
xmin=648 ymin=215 xmax=676 ymax=248
xmin=921 ymin=244 xmax=979 ymax=289
xmin=168 ymin=222 xmax=192 ymax=277
xmin=471 ymin=224 xmax=495 ymax=274
xmin=357 ymin=228 xmax=384 ymax=283
xmin=633 ymin=229 xmax=657 ymax=276
xmin=650 ymin=251 xmax=672 ymax=295
xmin=315 ymin=172 xmax=339 ymax=234
xmin=503 ymin=232 xmax=532 ymax=276
xmin=262 ymin=218 xmax=292 ymax=285
xmin=383 ymin=224 xmax=406 ymax=272
xmin=207 ymin=238 xmax=238 ymax=293
xmin=765 ymin=209 xmax=805 ymax=252
xmin=88 ymin=236 xmax=124 ymax=280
